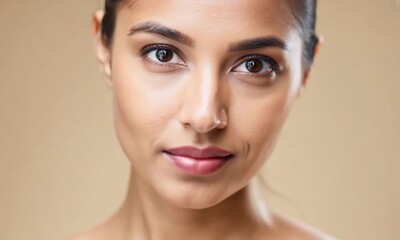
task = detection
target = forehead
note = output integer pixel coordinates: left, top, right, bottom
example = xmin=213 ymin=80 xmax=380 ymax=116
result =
xmin=117 ymin=0 xmax=298 ymax=46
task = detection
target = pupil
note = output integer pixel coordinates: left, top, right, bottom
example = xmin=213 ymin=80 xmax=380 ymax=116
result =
xmin=246 ymin=59 xmax=263 ymax=73
xmin=156 ymin=49 xmax=173 ymax=62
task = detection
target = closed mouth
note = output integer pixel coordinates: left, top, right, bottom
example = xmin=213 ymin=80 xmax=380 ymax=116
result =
xmin=163 ymin=146 xmax=234 ymax=160
xmin=163 ymin=145 xmax=234 ymax=175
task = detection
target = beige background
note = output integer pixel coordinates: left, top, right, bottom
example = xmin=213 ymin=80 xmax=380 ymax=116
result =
xmin=0 ymin=0 xmax=399 ymax=239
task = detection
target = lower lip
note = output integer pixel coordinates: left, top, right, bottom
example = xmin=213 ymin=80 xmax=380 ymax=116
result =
xmin=164 ymin=153 xmax=230 ymax=176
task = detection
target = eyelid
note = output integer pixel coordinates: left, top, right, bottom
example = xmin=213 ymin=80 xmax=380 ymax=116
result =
xmin=231 ymin=54 xmax=281 ymax=73
xmin=139 ymin=44 xmax=185 ymax=60
xmin=138 ymin=43 xmax=189 ymax=70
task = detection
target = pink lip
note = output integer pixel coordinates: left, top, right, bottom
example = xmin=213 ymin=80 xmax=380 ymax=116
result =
xmin=164 ymin=146 xmax=233 ymax=175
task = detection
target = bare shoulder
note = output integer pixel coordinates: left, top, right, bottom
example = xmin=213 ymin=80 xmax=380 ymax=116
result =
xmin=66 ymin=211 xmax=126 ymax=240
xmin=267 ymin=212 xmax=337 ymax=240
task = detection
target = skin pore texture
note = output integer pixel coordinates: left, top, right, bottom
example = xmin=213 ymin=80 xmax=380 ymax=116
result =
xmin=74 ymin=0 xmax=332 ymax=239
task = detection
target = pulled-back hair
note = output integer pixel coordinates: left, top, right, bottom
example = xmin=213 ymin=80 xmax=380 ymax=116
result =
xmin=101 ymin=0 xmax=318 ymax=68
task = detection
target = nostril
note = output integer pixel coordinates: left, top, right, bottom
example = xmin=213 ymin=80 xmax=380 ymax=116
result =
xmin=193 ymin=116 xmax=218 ymax=133
xmin=179 ymin=108 xmax=228 ymax=133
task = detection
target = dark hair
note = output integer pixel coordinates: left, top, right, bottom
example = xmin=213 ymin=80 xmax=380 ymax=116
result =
xmin=101 ymin=0 xmax=318 ymax=68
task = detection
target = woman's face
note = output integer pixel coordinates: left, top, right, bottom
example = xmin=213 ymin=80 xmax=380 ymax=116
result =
xmin=95 ymin=0 xmax=307 ymax=208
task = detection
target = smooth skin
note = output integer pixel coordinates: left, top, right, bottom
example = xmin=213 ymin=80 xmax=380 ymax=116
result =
xmin=72 ymin=0 xmax=332 ymax=239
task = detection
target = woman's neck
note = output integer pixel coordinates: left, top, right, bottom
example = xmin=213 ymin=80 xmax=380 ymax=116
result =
xmin=110 ymin=168 xmax=272 ymax=240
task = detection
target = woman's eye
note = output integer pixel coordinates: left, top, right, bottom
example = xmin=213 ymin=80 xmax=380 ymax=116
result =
xmin=145 ymin=48 xmax=184 ymax=65
xmin=233 ymin=58 xmax=276 ymax=75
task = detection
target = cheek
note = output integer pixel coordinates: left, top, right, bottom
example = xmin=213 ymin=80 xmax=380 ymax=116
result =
xmin=111 ymin=58 xmax=181 ymax=168
xmin=230 ymin=84 xmax=293 ymax=167
xmin=236 ymin=62 xmax=303 ymax=151
xmin=113 ymin=53 xmax=178 ymax=132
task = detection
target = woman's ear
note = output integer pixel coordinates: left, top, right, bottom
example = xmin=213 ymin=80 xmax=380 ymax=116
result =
xmin=298 ymin=36 xmax=323 ymax=97
xmin=92 ymin=10 xmax=113 ymax=88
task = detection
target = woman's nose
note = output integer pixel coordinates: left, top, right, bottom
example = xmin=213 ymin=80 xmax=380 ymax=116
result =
xmin=178 ymin=70 xmax=228 ymax=133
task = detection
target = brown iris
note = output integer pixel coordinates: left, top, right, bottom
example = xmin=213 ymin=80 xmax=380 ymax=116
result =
xmin=156 ymin=49 xmax=173 ymax=62
xmin=245 ymin=59 xmax=263 ymax=73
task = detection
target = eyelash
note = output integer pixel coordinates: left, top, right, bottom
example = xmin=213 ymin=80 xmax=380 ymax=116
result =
xmin=139 ymin=44 xmax=186 ymax=67
xmin=231 ymin=55 xmax=281 ymax=76
xmin=138 ymin=44 xmax=281 ymax=78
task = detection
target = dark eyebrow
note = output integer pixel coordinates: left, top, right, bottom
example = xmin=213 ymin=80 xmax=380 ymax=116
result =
xmin=229 ymin=37 xmax=289 ymax=52
xmin=128 ymin=21 xmax=195 ymax=47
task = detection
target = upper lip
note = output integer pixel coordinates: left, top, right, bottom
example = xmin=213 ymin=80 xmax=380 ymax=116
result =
xmin=164 ymin=146 xmax=233 ymax=159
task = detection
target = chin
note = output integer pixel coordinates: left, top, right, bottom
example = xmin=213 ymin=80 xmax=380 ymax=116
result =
xmin=167 ymin=194 xmax=226 ymax=210
xmin=153 ymin=179 xmax=234 ymax=210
